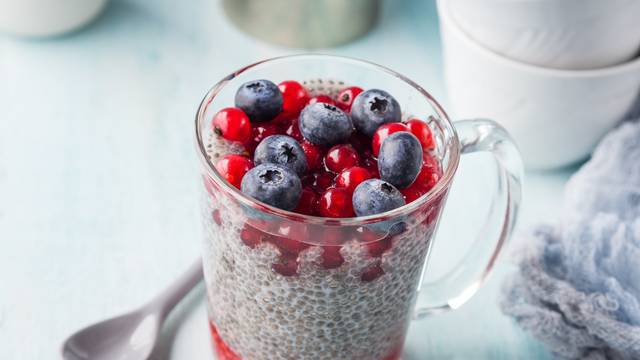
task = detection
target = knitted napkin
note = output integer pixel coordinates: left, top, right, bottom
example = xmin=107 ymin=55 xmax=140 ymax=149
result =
xmin=500 ymin=118 xmax=640 ymax=359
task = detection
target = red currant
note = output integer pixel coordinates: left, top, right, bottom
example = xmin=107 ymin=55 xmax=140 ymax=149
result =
xmin=294 ymin=187 xmax=319 ymax=215
xmin=325 ymin=144 xmax=359 ymax=173
xmin=301 ymin=141 xmax=323 ymax=172
xmin=321 ymin=246 xmax=344 ymax=269
xmin=307 ymin=95 xmax=335 ymax=106
xmin=272 ymin=254 xmax=298 ymax=276
xmin=361 ymin=262 xmax=384 ymax=282
xmin=319 ymin=188 xmax=355 ymax=217
xmin=215 ymin=154 xmax=253 ymax=189
xmin=212 ymin=107 xmax=252 ymax=143
xmin=245 ymin=123 xmax=277 ymax=153
xmin=311 ymin=170 xmax=336 ymax=193
xmin=405 ymin=118 xmax=435 ymax=150
xmin=372 ymin=123 xmax=409 ymax=157
xmin=336 ymin=86 xmax=364 ymax=112
xmin=278 ymin=80 xmax=309 ymax=117
xmin=415 ymin=153 xmax=441 ymax=190
xmin=335 ymin=166 xmax=372 ymax=193
xmin=284 ymin=118 xmax=303 ymax=141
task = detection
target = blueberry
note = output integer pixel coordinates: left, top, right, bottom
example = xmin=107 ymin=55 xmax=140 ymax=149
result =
xmin=352 ymin=179 xmax=405 ymax=216
xmin=235 ymin=79 xmax=283 ymax=122
xmin=351 ymin=89 xmax=401 ymax=137
xmin=299 ymin=103 xmax=353 ymax=147
xmin=253 ymin=135 xmax=307 ymax=176
xmin=241 ymin=164 xmax=302 ymax=211
xmin=378 ymin=132 xmax=422 ymax=188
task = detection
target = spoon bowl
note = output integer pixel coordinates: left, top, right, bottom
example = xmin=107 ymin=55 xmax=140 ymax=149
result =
xmin=61 ymin=260 xmax=203 ymax=360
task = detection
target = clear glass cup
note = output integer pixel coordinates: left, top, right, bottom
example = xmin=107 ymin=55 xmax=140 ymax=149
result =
xmin=195 ymin=55 xmax=523 ymax=360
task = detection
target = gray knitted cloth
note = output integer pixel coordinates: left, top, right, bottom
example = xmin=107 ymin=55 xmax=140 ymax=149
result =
xmin=501 ymin=121 xmax=640 ymax=360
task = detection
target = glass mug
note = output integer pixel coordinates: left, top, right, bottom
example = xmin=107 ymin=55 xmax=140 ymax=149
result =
xmin=195 ymin=55 xmax=523 ymax=360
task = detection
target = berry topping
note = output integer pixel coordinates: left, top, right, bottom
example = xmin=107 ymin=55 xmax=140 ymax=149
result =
xmin=405 ymin=118 xmax=435 ymax=151
xmin=335 ymin=166 xmax=372 ymax=193
xmin=401 ymin=153 xmax=442 ymax=202
xmin=299 ymin=102 xmax=353 ymax=147
xmin=253 ymin=135 xmax=308 ymax=176
xmin=324 ymin=144 xmax=360 ymax=173
xmin=284 ymin=118 xmax=304 ymax=141
xmin=319 ymin=188 xmax=355 ymax=218
xmin=321 ymin=245 xmax=344 ymax=269
xmin=307 ymin=95 xmax=335 ymax=106
xmin=241 ymin=163 xmax=302 ymax=210
xmin=278 ymin=80 xmax=309 ymax=117
xmin=352 ymin=179 xmax=405 ymax=217
xmin=336 ymin=86 xmax=363 ymax=112
xmin=294 ymin=187 xmax=319 ymax=216
xmin=372 ymin=122 xmax=409 ymax=157
xmin=351 ymin=89 xmax=401 ymax=137
xmin=245 ymin=123 xmax=277 ymax=153
xmin=378 ymin=132 xmax=423 ymax=189
xmin=301 ymin=141 xmax=323 ymax=171
xmin=306 ymin=170 xmax=335 ymax=193
xmin=212 ymin=107 xmax=252 ymax=143
xmin=235 ymin=79 xmax=283 ymax=122
xmin=215 ymin=154 xmax=254 ymax=189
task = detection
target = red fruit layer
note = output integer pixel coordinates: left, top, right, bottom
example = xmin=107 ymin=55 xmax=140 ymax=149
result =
xmin=319 ymin=187 xmax=355 ymax=218
xmin=279 ymin=80 xmax=309 ymax=117
xmin=215 ymin=155 xmax=254 ymax=189
xmin=212 ymin=107 xmax=252 ymax=143
xmin=336 ymin=86 xmax=363 ymax=112
xmin=372 ymin=123 xmax=409 ymax=157
xmin=405 ymin=118 xmax=435 ymax=151
xmin=335 ymin=166 xmax=372 ymax=193
xmin=325 ymin=144 xmax=360 ymax=173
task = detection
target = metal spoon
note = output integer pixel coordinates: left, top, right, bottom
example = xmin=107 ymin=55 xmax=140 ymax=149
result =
xmin=61 ymin=260 xmax=203 ymax=360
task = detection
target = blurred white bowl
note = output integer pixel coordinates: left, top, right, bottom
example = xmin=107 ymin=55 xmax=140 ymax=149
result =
xmin=448 ymin=0 xmax=640 ymax=70
xmin=0 ymin=0 xmax=107 ymax=37
xmin=438 ymin=0 xmax=640 ymax=169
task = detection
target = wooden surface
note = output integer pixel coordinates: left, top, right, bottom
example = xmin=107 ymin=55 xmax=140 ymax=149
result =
xmin=0 ymin=0 xmax=574 ymax=358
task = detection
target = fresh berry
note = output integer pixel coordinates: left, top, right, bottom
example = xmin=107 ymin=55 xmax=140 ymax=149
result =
xmin=362 ymin=156 xmax=379 ymax=177
xmin=405 ymin=118 xmax=435 ymax=150
xmin=400 ymin=186 xmax=426 ymax=203
xmin=319 ymin=188 xmax=355 ymax=217
xmin=361 ymin=262 xmax=384 ymax=282
xmin=372 ymin=123 xmax=409 ymax=157
xmin=241 ymin=163 xmax=302 ymax=210
xmin=294 ymin=187 xmax=319 ymax=215
xmin=215 ymin=154 xmax=254 ymax=189
xmin=212 ymin=107 xmax=252 ymax=143
xmin=284 ymin=118 xmax=303 ymax=141
xmin=245 ymin=123 xmax=277 ymax=153
xmin=253 ymin=135 xmax=307 ymax=176
xmin=335 ymin=166 xmax=372 ymax=193
xmin=352 ymin=179 xmax=405 ymax=216
xmin=336 ymin=86 xmax=363 ymax=112
xmin=308 ymin=170 xmax=335 ymax=193
xmin=307 ymin=95 xmax=335 ymax=106
xmin=325 ymin=144 xmax=360 ymax=173
xmin=414 ymin=153 xmax=441 ymax=190
xmin=272 ymin=254 xmax=298 ymax=276
xmin=321 ymin=246 xmax=344 ymax=269
xmin=235 ymin=79 xmax=283 ymax=122
xmin=278 ymin=80 xmax=309 ymax=117
xmin=299 ymin=103 xmax=353 ymax=147
xmin=351 ymin=89 xmax=401 ymax=137
xmin=301 ymin=141 xmax=323 ymax=171
xmin=378 ymin=132 xmax=423 ymax=188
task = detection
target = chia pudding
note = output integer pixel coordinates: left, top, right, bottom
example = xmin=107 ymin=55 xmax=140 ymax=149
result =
xmin=200 ymin=79 xmax=445 ymax=360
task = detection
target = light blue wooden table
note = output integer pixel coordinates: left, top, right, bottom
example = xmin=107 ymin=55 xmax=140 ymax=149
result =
xmin=0 ymin=0 xmax=573 ymax=358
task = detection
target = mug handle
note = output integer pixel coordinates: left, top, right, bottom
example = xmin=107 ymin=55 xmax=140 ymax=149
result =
xmin=414 ymin=119 xmax=523 ymax=318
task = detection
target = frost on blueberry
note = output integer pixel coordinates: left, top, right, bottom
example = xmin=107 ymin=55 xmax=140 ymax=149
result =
xmin=352 ymin=179 xmax=406 ymax=217
xmin=254 ymin=135 xmax=308 ymax=176
xmin=240 ymin=163 xmax=302 ymax=211
xmin=299 ymin=102 xmax=353 ymax=147
xmin=378 ymin=132 xmax=422 ymax=189
xmin=351 ymin=89 xmax=401 ymax=137
xmin=235 ymin=79 xmax=283 ymax=122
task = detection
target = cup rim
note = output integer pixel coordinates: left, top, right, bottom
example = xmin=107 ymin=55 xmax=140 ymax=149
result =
xmin=195 ymin=54 xmax=460 ymax=225
xmin=438 ymin=0 xmax=640 ymax=78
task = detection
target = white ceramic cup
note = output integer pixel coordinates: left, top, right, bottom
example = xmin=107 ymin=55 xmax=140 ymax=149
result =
xmin=438 ymin=0 xmax=640 ymax=169
xmin=0 ymin=0 xmax=108 ymax=37
xmin=448 ymin=0 xmax=640 ymax=70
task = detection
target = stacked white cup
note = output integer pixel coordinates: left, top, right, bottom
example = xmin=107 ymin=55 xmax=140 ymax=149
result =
xmin=439 ymin=0 xmax=640 ymax=168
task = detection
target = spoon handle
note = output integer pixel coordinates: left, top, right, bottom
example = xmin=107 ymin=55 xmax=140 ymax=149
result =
xmin=149 ymin=259 xmax=204 ymax=317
